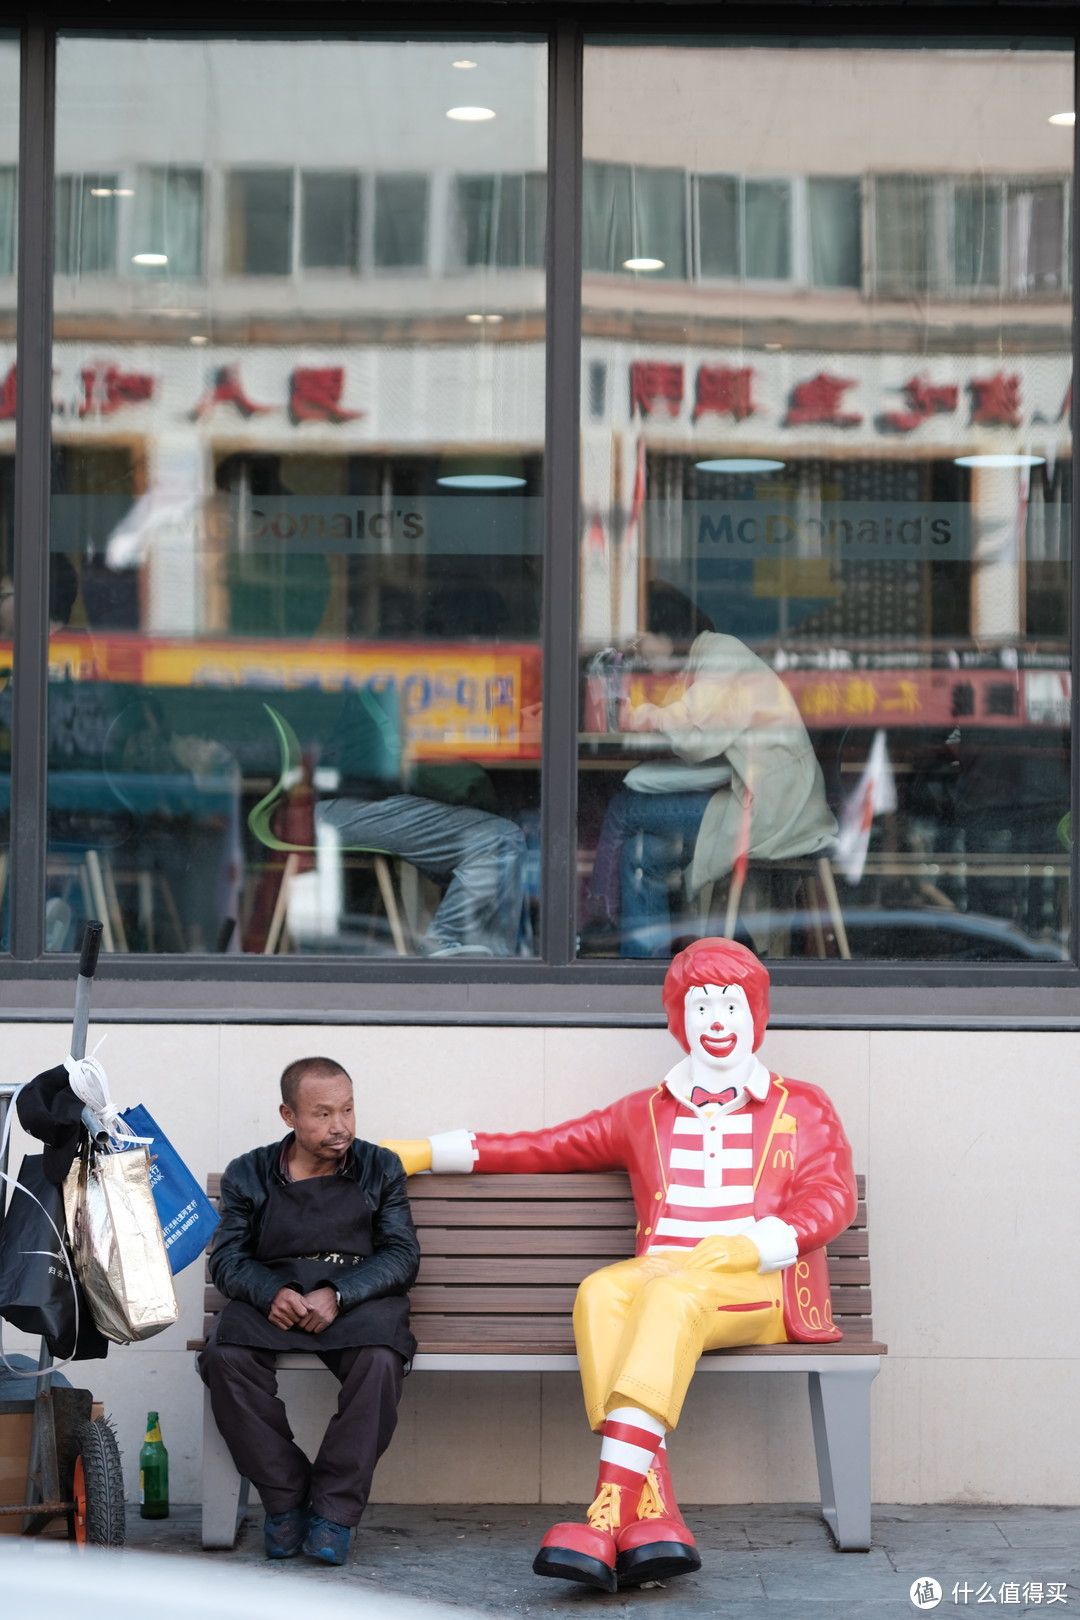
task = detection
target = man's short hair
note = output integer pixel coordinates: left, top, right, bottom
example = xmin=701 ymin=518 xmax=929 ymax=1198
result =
xmin=280 ymin=1056 xmax=352 ymax=1112
xmin=661 ymin=939 xmax=770 ymax=1053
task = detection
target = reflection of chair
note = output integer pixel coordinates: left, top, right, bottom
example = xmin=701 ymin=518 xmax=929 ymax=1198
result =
xmin=701 ymin=853 xmax=852 ymax=960
xmin=248 ymin=704 xmax=411 ymax=956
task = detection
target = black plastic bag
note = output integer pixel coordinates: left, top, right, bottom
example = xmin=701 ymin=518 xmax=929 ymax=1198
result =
xmin=0 ymin=1153 xmax=108 ymax=1361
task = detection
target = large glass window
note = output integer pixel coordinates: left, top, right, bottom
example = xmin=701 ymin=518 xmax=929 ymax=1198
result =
xmin=578 ymin=40 xmax=1073 ymax=965
xmin=0 ymin=37 xmax=15 ymax=952
xmin=48 ymin=34 xmax=546 ymax=957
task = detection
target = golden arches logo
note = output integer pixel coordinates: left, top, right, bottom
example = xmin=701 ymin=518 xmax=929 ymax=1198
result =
xmin=772 ymin=1147 xmax=794 ymax=1170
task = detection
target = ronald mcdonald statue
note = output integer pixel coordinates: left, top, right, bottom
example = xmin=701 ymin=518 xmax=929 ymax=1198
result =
xmin=383 ymin=937 xmax=856 ymax=1592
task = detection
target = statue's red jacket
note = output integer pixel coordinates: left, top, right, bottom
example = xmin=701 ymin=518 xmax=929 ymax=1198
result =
xmin=472 ymin=1073 xmax=857 ymax=1342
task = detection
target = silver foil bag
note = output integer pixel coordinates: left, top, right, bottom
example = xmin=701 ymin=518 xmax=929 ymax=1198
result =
xmin=64 ymin=1146 xmax=179 ymax=1344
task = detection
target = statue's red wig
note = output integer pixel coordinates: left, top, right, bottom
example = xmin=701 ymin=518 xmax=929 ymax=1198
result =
xmin=662 ymin=938 xmax=770 ymax=1052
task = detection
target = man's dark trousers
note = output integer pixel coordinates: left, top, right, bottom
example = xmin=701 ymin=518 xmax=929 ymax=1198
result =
xmin=199 ymin=1336 xmax=405 ymax=1527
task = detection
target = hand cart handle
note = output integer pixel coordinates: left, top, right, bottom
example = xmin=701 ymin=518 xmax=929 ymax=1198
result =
xmin=71 ymin=920 xmax=104 ymax=1068
xmin=78 ymin=921 xmax=103 ymax=981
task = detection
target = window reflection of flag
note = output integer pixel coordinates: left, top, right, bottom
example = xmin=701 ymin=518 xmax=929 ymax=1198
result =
xmin=836 ymin=729 xmax=896 ymax=884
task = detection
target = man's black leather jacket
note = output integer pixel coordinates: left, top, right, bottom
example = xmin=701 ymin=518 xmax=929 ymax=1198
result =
xmin=209 ymin=1136 xmax=419 ymax=1315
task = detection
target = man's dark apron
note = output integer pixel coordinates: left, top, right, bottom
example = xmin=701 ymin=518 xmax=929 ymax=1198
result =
xmin=215 ymin=1174 xmax=415 ymax=1358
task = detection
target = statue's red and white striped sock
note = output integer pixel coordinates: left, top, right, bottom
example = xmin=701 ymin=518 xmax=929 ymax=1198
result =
xmin=594 ymin=1405 xmax=666 ymax=1497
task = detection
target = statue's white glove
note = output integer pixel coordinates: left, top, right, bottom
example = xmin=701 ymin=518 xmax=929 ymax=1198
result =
xmin=748 ymin=1216 xmax=799 ymax=1273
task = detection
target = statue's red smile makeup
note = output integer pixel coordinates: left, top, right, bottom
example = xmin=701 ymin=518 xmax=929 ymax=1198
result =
xmin=699 ymin=1031 xmax=737 ymax=1059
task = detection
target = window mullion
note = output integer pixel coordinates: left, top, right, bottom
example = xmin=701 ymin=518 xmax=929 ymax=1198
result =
xmin=539 ymin=16 xmax=583 ymax=967
xmin=10 ymin=16 xmax=55 ymax=961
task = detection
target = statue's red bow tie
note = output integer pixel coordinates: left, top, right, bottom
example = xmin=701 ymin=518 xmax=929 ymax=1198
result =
xmin=691 ymin=1085 xmax=739 ymax=1108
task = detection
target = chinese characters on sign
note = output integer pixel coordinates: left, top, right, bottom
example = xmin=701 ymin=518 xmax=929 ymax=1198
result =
xmin=693 ymin=365 xmax=758 ymax=423
xmin=288 ymin=367 xmax=365 ymax=425
xmin=620 ymin=362 xmax=1049 ymax=438
xmin=630 ymin=361 xmax=685 ymax=419
xmin=785 ymin=371 xmax=862 ymax=428
xmin=0 ymin=353 xmax=1059 ymax=434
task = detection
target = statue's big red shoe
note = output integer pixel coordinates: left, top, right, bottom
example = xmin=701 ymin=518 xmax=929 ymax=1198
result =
xmin=531 ymin=1482 xmax=628 ymax=1592
xmin=615 ymin=1457 xmax=701 ymax=1586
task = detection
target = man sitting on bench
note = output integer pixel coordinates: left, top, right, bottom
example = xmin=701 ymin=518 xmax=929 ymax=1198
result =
xmin=199 ymin=1056 xmax=419 ymax=1566
xmin=383 ymin=938 xmax=856 ymax=1592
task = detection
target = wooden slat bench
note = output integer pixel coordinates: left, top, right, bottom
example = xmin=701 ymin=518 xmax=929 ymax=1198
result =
xmin=191 ymin=1170 xmax=885 ymax=1553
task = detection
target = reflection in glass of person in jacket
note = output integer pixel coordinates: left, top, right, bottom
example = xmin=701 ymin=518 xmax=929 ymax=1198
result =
xmin=588 ymin=591 xmax=837 ymax=957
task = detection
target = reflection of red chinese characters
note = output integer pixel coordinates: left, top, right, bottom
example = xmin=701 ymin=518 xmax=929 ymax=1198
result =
xmin=288 ymin=367 xmax=364 ymax=424
xmin=880 ymin=680 xmax=921 ymax=715
xmin=0 ymin=363 xmax=14 ymax=421
xmin=630 ymin=361 xmax=684 ymax=418
xmin=881 ymin=375 xmax=959 ymax=433
xmin=969 ymin=371 xmax=1022 ymax=428
xmin=785 ymin=371 xmax=862 ymax=427
xmin=79 ymin=362 xmax=155 ymax=417
xmin=191 ymin=365 xmax=272 ymax=420
xmin=692 ymin=365 xmax=757 ymax=423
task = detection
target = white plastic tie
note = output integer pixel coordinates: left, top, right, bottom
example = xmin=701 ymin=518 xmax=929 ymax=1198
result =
xmin=63 ymin=1040 xmax=151 ymax=1149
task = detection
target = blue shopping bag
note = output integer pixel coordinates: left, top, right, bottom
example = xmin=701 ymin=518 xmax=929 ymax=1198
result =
xmin=119 ymin=1104 xmax=219 ymax=1275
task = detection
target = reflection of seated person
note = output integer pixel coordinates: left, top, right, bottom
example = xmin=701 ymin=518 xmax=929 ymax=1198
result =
xmin=318 ymin=690 xmax=526 ymax=958
xmin=108 ymin=692 xmax=240 ymax=952
xmin=0 ymin=552 xmax=79 ymax=643
xmin=588 ymin=591 xmax=837 ymax=957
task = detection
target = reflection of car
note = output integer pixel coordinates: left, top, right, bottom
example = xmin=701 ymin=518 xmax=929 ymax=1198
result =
xmin=610 ymin=907 xmax=1069 ymax=963
xmin=0 ymin=1541 xmax=484 ymax=1620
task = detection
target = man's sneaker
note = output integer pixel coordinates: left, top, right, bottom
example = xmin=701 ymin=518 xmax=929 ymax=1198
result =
xmin=426 ymin=941 xmax=495 ymax=958
xmin=303 ymin=1514 xmax=351 ymax=1565
xmin=264 ymin=1506 xmax=308 ymax=1559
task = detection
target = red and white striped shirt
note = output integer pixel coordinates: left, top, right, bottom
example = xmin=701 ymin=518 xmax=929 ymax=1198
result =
xmin=648 ymin=1103 xmax=758 ymax=1255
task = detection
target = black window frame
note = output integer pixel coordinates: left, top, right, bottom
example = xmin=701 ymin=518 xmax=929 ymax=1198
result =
xmin=3 ymin=4 xmax=1079 ymax=1032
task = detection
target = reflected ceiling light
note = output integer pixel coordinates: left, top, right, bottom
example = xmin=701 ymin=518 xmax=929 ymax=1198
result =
xmin=91 ymin=187 xmax=134 ymax=196
xmin=696 ymin=457 xmax=786 ymax=474
xmin=466 ymin=312 xmax=503 ymax=323
xmin=623 ymin=257 xmax=664 ymax=271
xmin=453 ymin=59 xmax=478 ymax=69
xmin=132 ymin=252 xmax=168 ymax=265
xmin=190 ymin=334 xmax=208 ymax=345
xmin=764 ymin=342 xmax=784 ymax=351
xmin=437 ymin=473 xmax=526 ymax=489
xmin=1048 ymin=111 xmax=1075 ymax=126
xmin=954 ymin=453 xmax=1046 ymax=469
xmin=447 ymin=106 xmax=495 ymax=121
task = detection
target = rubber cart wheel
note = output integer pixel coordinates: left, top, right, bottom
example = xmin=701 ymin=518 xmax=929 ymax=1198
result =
xmin=69 ymin=1416 xmax=126 ymax=1547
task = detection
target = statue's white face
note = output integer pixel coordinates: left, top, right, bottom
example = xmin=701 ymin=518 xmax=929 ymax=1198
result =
xmin=683 ymin=983 xmax=755 ymax=1073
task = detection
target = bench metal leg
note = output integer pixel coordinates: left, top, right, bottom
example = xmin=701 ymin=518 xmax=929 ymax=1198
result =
xmin=201 ymin=1386 xmax=250 ymax=1550
xmin=808 ymin=1366 xmax=877 ymax=1551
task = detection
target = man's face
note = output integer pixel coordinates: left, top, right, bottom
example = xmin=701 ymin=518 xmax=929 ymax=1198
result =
xmin=683 ymin=983 xmax=756 ymax=1072
xmin=280 ymin=1073 xmax=355 ymax=1164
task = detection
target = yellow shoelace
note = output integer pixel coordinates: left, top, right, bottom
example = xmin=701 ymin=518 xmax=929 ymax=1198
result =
xmin=586 ymin=1482 xmax=623 ymax=1534
xmin=636 ymin=1469 xmax=666 ymax=1521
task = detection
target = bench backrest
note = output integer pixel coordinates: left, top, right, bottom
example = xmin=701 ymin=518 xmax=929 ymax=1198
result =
xmin=194 ymin=1171 xmax=878 ymax=1356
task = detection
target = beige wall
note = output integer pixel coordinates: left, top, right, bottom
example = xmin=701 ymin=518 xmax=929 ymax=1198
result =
xmin=3 ymin=1020 xmax=1077 ymax=1506
xmin=584 ymin=47 xmax=1074 ymax=174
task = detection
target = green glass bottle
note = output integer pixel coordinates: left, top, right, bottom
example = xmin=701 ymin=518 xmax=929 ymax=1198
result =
xmin=139 ymin=1410 xmax=169 ymax=1519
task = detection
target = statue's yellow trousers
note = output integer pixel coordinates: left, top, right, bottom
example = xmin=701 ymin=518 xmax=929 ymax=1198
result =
xmin=572 ymin=1236 xmax=786 ymax=1432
